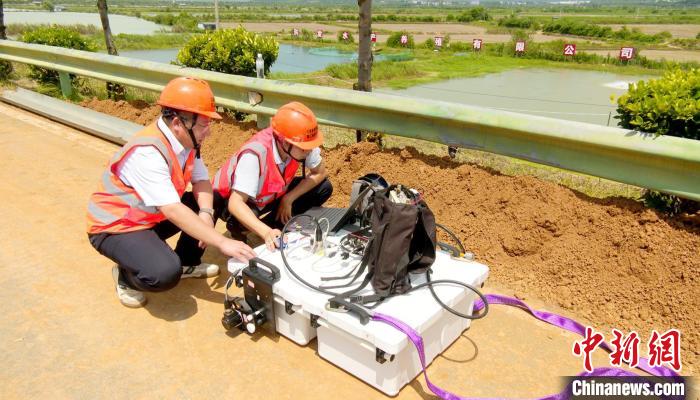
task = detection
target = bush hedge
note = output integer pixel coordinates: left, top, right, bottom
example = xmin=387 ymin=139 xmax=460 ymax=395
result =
xmin=386 ymin=31 xmax=414 ymax=49
xmin=176 ymin=27 xmax=278 ymax=77
xmin=21 ymin=26 xmax=96 ymax=84
xmin=616 ymin=69 xmax=700 ymax=214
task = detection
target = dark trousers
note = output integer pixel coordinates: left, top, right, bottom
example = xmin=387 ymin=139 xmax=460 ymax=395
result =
xmin=88 ymin=192 xmax=205 ymax=292
xmin=216 ymin=177 xmax=333 ymax=238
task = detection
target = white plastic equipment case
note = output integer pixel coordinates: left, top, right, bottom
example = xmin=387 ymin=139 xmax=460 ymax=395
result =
xmin=228 ymin=231 xmax=489 ymax=396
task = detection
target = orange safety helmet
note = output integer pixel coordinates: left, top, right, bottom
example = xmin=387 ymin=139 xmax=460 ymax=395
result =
xmin=271 ymin=102 xmax=323 ymax=150
xmin=157 ymin=77 xmax=222 ymax=120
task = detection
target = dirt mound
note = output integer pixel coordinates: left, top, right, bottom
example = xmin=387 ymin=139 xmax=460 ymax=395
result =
xmin=82 ymin=98 xmax=700 ymax=374
xmin=79 ymin=98 xmax=259 ymax=169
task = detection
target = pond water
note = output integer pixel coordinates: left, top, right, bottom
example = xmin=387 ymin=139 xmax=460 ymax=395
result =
xmin=4 ymin=11 xmax=166 ymax=35
xmin=120 ymin=44 xmax=386 ymax=74
xmin=377 ymin=69 xmax=654 ymax=127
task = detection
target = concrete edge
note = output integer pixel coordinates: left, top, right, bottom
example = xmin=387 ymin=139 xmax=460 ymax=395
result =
xmin=0 ymin=87 xmax=142 ymax=145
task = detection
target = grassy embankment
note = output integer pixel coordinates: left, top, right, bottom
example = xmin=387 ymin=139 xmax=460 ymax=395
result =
xmin=5 ymin=23 xmax=193 ymax=51
xmin=269 ymin=42 xmax=667 ymax=90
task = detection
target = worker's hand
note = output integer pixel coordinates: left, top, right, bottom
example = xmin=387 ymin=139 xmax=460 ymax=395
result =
xmin=264 ymin=228 xmax=283 ymax=251
xmin=218 ymin=238 xmax=256 ymax=262
xmin=276 ymin=196 xmax=293 ymax=224
xmin=197 ymin=211 xmax=215 ymax=249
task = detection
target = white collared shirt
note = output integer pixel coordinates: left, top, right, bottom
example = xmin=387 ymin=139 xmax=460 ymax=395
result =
xmin=232 ymin=138 xmax=321 ymax=203
xmin=116 ymin=117 xmax=209 ymax=207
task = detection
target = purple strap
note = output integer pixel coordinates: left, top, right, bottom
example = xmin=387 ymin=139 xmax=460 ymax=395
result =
xmin=372 ymin=294 xmax=679 ymax=400
xmin=472 ymin=294 xmax=678 ymax=378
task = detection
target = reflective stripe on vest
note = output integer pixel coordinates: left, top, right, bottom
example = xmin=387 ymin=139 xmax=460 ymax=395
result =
xmin=212 ymin=141 xmax=268 ymax=199
xmin=86 ymin=123 xmax=195 ymax=234
xmin=212 ymin=128 xmax=299 ymax=209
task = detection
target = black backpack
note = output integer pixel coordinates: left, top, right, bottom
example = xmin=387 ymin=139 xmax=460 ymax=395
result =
xmin=367 ymin=185 xmax=437 ymax=296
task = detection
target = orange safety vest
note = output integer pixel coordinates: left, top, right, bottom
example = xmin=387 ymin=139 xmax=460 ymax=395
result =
xmin=86 ymin=123 xmax=195 ymax=234
xmin=212 ymin=127 xmax=299 ymax=209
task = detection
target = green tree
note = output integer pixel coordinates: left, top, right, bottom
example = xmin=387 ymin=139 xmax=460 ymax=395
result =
xmin=42 ymin=0 xmax=54 ymax=12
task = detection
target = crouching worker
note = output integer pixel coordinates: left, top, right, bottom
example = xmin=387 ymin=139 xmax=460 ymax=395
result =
xmin=212 ymin=102 xmax=333 ymax=251
xmin=87 ymin=77 xmax=256 ymax=308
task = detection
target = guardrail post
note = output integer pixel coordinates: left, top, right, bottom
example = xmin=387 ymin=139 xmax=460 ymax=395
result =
xmin=58 ymin=72 xmax=72 ymax=98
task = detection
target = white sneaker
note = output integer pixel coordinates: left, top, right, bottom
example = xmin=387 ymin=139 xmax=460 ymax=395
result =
xmin=111 ymin=266 xmax=147 ymax=308
xmin=181 ymin=263 xmax=220 ymax=279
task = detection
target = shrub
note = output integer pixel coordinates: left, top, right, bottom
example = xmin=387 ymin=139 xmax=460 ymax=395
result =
xmin=177 ymin=27 xmax=279 ymax=77
xmin=616 ymin=69 xmax=699 ymax=139
xmin=616 ymin=69 xmax=700 ymax=214
xmin=336 ymin=30 xmax=354 ymax=44
xmin=456 ymin=6 xmax=491 ymax=22
xmin=498 ymin=16 xmax=539 ymax=30
xmin=386 ymin=31 xmax=414 ymax=49
xmin=0 ymin=60 xmax=12 ymax=81
xmin=424 ymin=34 xmax=450 ymax=50
xmin=290 ymin=28 xmax=323 ymax=42
xmin=542 ymin=19 xmax=669 ymax=43
xmin=144 ymin=12 xmax=198 ymax=33
xmin=543 ymin=19 xmax=613 ymax=38
xmin=21 ymin=26 xmax=97 ymax=84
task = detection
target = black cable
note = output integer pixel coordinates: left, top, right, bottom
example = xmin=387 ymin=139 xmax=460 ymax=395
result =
xmin=280 ymin=213 xmax=489 ymax=321
xmin=425 ymin=270 xmax=488 ymax=320
xmin=430 ymin=223 xmax=488 ymax=319
xmin=436 ymin=223 xmax=466 ymax=254
xmin=280 ymin=214 xmax=361 ymax=297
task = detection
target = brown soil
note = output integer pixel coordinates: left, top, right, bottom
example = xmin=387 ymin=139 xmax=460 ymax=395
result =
xmin=80 ymin=98 xmax=700 ymax=374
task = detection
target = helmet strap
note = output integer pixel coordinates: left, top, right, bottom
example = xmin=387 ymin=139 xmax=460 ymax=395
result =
xmin=274 ymin=134 xmax=306 ymax=163
xmin=285 ymin=142 xmax=307 ymax=163
xmin=179 ymin=113 xmax=201 ymax=158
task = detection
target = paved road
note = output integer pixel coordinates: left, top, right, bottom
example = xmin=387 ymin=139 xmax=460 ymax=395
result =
xmin=0 ymin=103 xmax=681 ymax=399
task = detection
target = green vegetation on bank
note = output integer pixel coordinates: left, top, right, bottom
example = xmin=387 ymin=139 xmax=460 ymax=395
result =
xmin=615 ymin=69 xmax=700 ymax=214
xmin=21 ymin=26 xmax=96 ymax=85
xmin=99 ymin=33 xmax=193 ymax=51
xmin=176 ymin=27 xmax=278 ymax=77
xmin=542 ymin=20 xmax=672 ymax=43
xmin=6 ymin=23 xmax=100 ymax=36
xmin=271 ymin=49 xmax=661 ymax=91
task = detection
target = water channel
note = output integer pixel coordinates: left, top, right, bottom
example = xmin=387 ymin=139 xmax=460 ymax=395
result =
xmin=6 ymin=11 xmax=651 ymax=127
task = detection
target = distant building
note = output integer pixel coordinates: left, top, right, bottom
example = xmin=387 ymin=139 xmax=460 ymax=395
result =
xmin=197 ymin=23 xmax=217 ymax=31
xmin=53 ymin=5 xmax=65 ymax=12
xmin=470 ymin=0 xmax=480 ymax=5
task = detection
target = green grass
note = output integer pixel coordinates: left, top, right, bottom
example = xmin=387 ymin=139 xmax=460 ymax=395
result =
xmin=90 ymin=33 xmax=194 ymax=51
xmin=320 ymin=51 xmax=663 ymax=90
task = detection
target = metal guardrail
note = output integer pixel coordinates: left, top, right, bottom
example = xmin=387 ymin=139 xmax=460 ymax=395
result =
xmin=1 ymin=40 xmax=699 ymax=201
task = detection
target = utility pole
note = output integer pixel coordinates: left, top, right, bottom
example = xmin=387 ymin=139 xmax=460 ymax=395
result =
xmin=214 ymin=0 xmax=219 ymax=30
